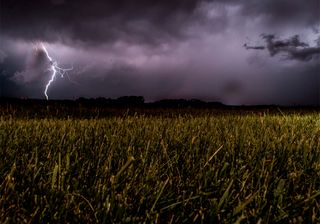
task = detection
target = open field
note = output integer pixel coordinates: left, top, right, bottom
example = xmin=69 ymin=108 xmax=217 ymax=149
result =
xmin=1 ymin=104 xmax=320 ymax=223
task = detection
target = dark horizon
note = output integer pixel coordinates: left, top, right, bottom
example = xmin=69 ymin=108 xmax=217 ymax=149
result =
xmin=1 ymin=95 xmax=320 ymax=108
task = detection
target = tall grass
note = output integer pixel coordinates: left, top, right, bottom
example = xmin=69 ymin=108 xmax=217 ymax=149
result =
xmin=1 ymin=113 xmax=320 ymax=223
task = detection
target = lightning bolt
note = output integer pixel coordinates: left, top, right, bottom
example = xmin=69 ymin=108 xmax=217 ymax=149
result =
xmin=41 ymin=43 xmax=73 ymax=100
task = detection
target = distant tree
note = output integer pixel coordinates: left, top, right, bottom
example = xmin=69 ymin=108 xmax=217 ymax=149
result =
xmin=116 ymin=96 xmax=145 ymax=106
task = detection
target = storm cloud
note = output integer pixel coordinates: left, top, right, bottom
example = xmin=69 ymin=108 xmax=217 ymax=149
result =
xmin=245 ymin=34 xmax=320 ymax=61
xmin=0 ymin=0 xmax=319 ymax=105
xmin=1 ymin=0 xmax=199 ymax=45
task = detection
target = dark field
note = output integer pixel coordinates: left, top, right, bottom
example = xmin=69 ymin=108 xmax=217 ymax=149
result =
xmin=1 ymin=99 xmax=320 ymax=223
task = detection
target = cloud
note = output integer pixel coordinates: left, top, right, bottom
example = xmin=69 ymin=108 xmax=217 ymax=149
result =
xmin=12 ymin=44 xmax=51 ymax=84
xmin=0 ymin=0 xmax=319 ymax=105
xmin=3 ymin=0 xmax=318 ymax=45
xmin=1 ymin=0 xmax=201 ymax=46
xmin=244 ymin=44 xmax=265 ymax=50
xmin=0 ymin=50 xmax=7 ymax=63
xmin=238 ymin=0 xmax=320 ymax=28
xmin=245 ymin=34 xmax=320 ymax=61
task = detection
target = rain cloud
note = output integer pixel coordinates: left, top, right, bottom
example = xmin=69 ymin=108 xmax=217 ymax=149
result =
xmin=0 ymin=0 xmax=319 ymax=105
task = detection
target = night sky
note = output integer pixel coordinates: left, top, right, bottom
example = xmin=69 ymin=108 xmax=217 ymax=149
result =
xmin=0 ymin=0 xmax=319 ymax=105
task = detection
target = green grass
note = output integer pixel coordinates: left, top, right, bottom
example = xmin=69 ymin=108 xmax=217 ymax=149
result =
xmin=1 ymin=113 xmax=320 ymax=223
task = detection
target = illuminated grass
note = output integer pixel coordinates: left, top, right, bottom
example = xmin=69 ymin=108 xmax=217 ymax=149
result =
xmin=1 ymin=113 xmax=320 ymax=223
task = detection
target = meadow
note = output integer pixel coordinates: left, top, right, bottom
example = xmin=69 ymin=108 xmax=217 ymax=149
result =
xmin=1 ymin=103 xmax=320 ymax=223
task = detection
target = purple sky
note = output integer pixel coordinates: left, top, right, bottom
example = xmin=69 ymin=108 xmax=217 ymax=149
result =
xmin=0 ymin=0 xmax=319 ymax=105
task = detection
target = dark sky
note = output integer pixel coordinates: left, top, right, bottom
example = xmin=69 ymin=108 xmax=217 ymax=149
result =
xmin=0 ymin=0 xmax=319 ymax=105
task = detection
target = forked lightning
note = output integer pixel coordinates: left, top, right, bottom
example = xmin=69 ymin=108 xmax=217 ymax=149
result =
xmin=41 ymin=43 xmax=73 ymax=100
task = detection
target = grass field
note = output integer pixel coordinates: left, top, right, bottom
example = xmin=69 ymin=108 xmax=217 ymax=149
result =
xmin=1 ymin=109 xmax=320 ymax=223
